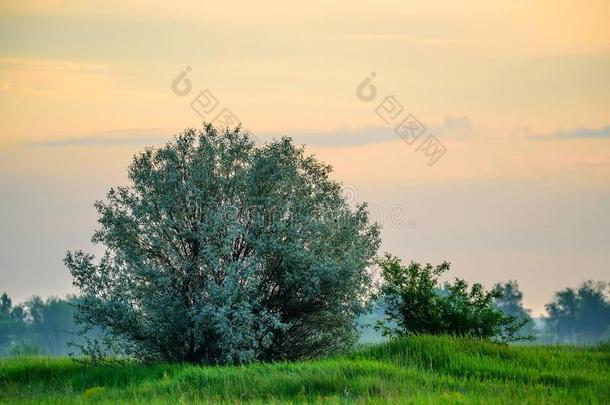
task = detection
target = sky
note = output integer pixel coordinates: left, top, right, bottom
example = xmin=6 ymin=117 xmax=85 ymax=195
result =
xmin=1 ymin=0 xmax=609 ymax=315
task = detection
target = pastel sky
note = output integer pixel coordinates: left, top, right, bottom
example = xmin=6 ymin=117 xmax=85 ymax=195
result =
xmin=1 ymin=1 xmax=609 ymax=315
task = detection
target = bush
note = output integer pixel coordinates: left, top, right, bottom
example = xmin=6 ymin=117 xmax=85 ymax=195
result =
xmin=376 ymin=254 xmax=530 ymax=343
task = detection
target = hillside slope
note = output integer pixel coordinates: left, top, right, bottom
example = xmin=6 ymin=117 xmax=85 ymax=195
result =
xmin=1 ymin=335 xmax=608 ymax=404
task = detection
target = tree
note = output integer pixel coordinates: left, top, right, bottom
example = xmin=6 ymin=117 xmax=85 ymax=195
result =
xmin=24 ymin=296 xmax=80 ymax=355
xmin=545 ymin=281 xmax=610 ymax=343
xmin=65 ymin=124 xmax=380 ymax=364
xmin=0 ymin=293 xmax=16 ymax=349
xmin=494 ymin=280 xmax=536 ymax=339
xmin=376 ymin=254 xmax=529 ymax=343
xmin=0 ymin=293 xmax=27 ymax=354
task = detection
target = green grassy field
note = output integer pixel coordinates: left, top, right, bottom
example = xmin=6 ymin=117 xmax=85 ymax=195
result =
xmin=1 ymin=335 xmax=608 ymax=404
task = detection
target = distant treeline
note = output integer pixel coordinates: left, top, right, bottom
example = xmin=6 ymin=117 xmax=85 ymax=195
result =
xmin=2 ymin=280 xmax=610 ymax=356
xmin=495 ymin=280 xmax=610 ymax=344
xmin=0 ymin=295 xmax=89 ymax=356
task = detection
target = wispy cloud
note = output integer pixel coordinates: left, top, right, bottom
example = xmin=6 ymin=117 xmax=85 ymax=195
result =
xmin=323 ymin=33 xmax=464 ymax=46
xmin=28 ymin=127 xmax=389 ymax=149
xmin=262 ymin=116 xmax=475 ymax=148
xmin=261 ymin=127 xmax=397 ymax=147
xmin=25 ymin=117 xmax=475 ymax=149
xmin=530 ymin=125 xmax=610 ymax=140
xmin=0 ymin=57 xmax=113 ymax=97
xmin=433 ymin=116 xmax=475 ymax=138
xmin=24 ymin=128 xmax=172 ymax=148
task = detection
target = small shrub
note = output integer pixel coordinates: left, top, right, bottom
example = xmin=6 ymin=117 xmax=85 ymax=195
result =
xmin=376 ymin=254 xmax=530 ymax=343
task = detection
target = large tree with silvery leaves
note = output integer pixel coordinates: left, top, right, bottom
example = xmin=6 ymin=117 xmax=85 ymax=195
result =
xmin=65 ymin=124 xmax=380 ymax=364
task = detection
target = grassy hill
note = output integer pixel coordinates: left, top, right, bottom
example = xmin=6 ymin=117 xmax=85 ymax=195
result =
xmin=1 ymin=335 xmax=608 ymax=404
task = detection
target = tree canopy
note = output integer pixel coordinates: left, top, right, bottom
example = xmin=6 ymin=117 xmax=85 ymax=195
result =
xmin=65 ymin=124 xmax=380 ymax=364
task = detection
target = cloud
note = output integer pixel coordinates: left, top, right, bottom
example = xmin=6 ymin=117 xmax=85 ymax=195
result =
xmin=25 ymin=117 xmax=475 ymax=149
xmin=25 ymin=128 xmax=173 ymax=148
xmin=0 ymin=57 xmax=113 ymax=98
xmin=530 ymin=125 xmax=610 ymax=140
xmin=323 ymin=33 xmax=464 ymax=46
xmin=259 ymin=127 xmax=397 ymax=147
xmin=261 ymin=116 xmax=475 ymax=147
xmin=27 ymin=127 xmax=401 ymax=149
xmin=437 ymin=116 xmax=473 ymax=131
xmin=431 ymin=116 xmax=475 ymax=139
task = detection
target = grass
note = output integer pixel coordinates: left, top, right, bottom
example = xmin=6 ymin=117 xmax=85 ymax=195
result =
xmin=1 ymin=335 xmax=609 ymax=404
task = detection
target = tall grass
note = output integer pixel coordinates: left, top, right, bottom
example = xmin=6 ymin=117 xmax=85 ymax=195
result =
xmin=1 ymin=335 xmax=608 ymax=404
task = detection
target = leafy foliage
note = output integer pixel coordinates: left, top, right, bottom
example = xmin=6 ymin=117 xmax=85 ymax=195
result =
xmin=376 ymin=254 xmax=530 ymax=342
xmin=65 ymin=124 xmax=380 ymax=364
